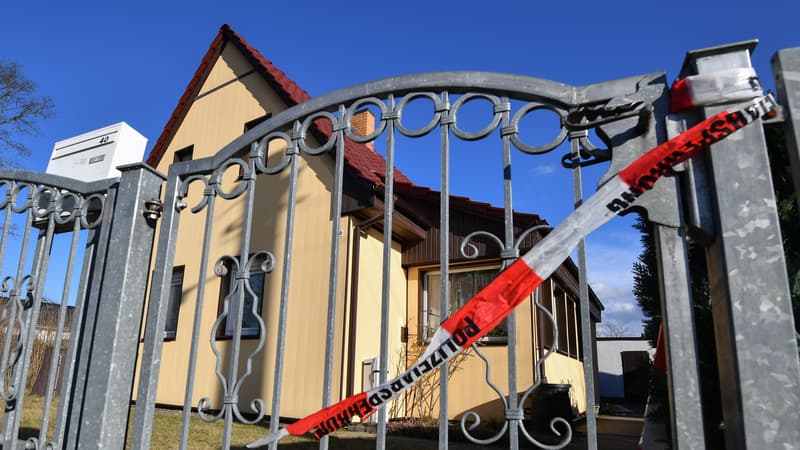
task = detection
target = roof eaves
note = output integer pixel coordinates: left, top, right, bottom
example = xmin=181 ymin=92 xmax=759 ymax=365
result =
xmin=146 ymin=25 xmax=228 ymax=167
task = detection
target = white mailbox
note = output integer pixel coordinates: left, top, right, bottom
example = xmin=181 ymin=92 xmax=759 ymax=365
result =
xmin=46 ymin=122 xmax=147 ymax=183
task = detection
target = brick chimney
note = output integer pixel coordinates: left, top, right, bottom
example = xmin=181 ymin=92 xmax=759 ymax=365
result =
xmin=350 ymin=109 xmax=376 ymax=150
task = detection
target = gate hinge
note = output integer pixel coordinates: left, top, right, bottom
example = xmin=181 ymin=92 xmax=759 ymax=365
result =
xmin=143 ymin=199 xmax=163 ymax=221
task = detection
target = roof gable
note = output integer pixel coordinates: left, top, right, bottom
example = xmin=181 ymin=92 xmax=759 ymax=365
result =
xmin=146 ymin=24 xmax=411 ymax=187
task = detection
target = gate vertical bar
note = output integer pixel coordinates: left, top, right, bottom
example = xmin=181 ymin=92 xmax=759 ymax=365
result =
xmin=53 ymin=225 xmax=102 ymax=449
xmin=376 ymin=95 xmax=396 ymax=450
xmin=178 ymin=163 xmax=221 ymax=449
xmin=65 ymin=187 xmax=117 ymax=450
xmin=267 ymin=130 xmax=300 ymax=450
xmin=1 ymin=198 xmax=36 ymax=447
xmin=73 ymin=164 xmax=163 ymax=449
xmin=320 ymin=106 xmax=347 ymax=450
xmin=569 ymin=133 xmax=597 ymax=450
xmin=38 ymin=215 xmax=81 ymax=446
xmin=221 ymin=144 xmax=260 ymax=450
xmin=438 ymin=92 xmax=451 ymax=450
xmin=8 ymin=221 xmax=54 ymax=445
xmin=500 ymin=96 xmax=520 ymax=450
xmin=772 ymin=47 xmax=800 ymax=213
xmin=684 ymin=41 xmax=800 ymax=449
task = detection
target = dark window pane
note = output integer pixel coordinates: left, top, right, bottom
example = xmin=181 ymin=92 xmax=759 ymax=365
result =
xmin=240 ymin=272 xmax=264 ymax=334
xmin=556 ymin=290 xmax=569 ymax=354
xmin=173 ymin=145 xmax=194 ymax=163
xmin=165 ymin=266 xmax=184 ymax=340
xmin=244 ymin=114 xmax=272 ymax=132
xmin=567 ymin=299 xmax=578 ymax=358
xmin=218 ymin=255 xmax=265 ymax=338
xmin=423 ymin=267 xmax=503 ymax=340
xmin=539 ymin=282 xmax=554 ymax=350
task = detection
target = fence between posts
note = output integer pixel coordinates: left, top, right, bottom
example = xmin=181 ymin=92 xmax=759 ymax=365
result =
xmin=0 ymin=42 xmax=798 ymax=450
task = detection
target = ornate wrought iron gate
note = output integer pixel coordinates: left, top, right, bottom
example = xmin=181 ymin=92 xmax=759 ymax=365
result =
xmin=1 ymin=41 xmax=799 ymax=450
xmin=0 ymin=165 xmax=162 ymax=449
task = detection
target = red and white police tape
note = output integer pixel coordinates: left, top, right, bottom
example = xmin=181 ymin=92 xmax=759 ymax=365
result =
xmin=247 ymin=94 xmax=777 ymax=448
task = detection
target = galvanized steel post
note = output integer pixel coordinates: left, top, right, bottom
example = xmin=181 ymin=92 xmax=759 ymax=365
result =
xmin=684 ymin=41 xmax=800 ymax=449
xmin=595 ymin=73 xmax=707 ymax=449
xmin=772 ymin=47 xmax=800 ymax=213
xmin=69 ymin=164 xmax=164 ymax=449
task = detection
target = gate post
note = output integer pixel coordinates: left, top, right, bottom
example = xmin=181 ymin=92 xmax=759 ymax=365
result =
xmin=67 ymin=164 xmax=164 ymax=449
xmin=772 ymin=47 xmax=800 ymax=213
xmin=682 ymin=41 xmax=800 ymax=449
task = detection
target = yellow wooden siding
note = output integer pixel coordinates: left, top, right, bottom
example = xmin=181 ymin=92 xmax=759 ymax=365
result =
xmin=344 ymin=225 xmax=407 ymax=416
xmin=136 ymin=42 xmax=351 ymax=418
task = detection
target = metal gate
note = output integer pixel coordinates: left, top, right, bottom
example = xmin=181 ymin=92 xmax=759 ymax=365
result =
xmin=1 ymin=40 xmax=799 ymax=450
xmin=0 ymin=165 xmax=162 ymax=448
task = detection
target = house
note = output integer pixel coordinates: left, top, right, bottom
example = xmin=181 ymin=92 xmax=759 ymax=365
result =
xmin=597 ymin=336 xmax=653 ymax=405
xmin=138 ymin=24 xmax=603 ymax=423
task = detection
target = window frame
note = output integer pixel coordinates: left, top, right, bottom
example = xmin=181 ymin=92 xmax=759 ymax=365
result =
xmin=164 ymin=265 xmax=185 ymax=341
xmin=236 ymin=114 xmax=273 ymax=178
xmin=216 ymin=255 xmax=266 ymax=339
xmin=243 ymin=113 xmax=272 ymax=132
xmin=552 ymin=285 xmax=580 ymax=359
xmin=421 ymin=263 xmax=505 ymax=344
xmin=538 ymin=280 xmax=555 ymax=351
xmin=173 ymin=145 xmax=194 ymax=163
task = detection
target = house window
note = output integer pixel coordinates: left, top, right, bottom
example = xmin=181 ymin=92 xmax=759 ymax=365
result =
xmin=552 ymin=286 xmax=580 ymax=359
xmin=556 ymin=288 xmax=569 ymax=354
xmin=217 ymin=256 xmax=265 ymax=338
xmin=422 ymin=265 xmax=504 ymax=342
xmin=164 ymin=266 xmax=184 ymax=340
xmin=567 ymin=299 xmax=581 ymax=360
xmin=244 ymin=113 xmax=271 ymax=132
xmin=538 ymin=282 xmax=555 ymax=350
xmin=173 ymin=145 xmax=194 ymax=163
xmin=237 ymin=114 xmax=272 ymax=178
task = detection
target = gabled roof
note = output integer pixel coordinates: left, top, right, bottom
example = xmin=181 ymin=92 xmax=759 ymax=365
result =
xmin=146 ymin=24 xmax=412 ymax=187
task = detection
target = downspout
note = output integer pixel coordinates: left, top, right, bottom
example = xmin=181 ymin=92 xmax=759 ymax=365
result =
xmin=345 ymin=214 xmax=384 ymax=397
xmin=339 ymin=217 xmax=352 ymax=401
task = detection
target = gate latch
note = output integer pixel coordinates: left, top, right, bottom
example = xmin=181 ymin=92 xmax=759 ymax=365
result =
xmin=143 ymin=199 xmax=163 ymax=221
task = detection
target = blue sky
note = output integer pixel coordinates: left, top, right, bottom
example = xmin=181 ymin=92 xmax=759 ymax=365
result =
xmin=3 ymin=0 xmax=799 ymax=334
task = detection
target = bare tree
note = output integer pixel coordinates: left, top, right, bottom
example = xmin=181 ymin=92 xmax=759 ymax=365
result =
xmin=0 ymin=61 xmax=54 ymax=168
xmin=597 ymin=321 xmax=636 ymax=337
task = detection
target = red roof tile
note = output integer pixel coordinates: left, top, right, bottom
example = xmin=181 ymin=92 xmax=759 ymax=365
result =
xmin=394 ymin=182 xmax=544 ymax=225
xmin=146 ymin=24 xmax=412 ymax=187
xmin=146 ymin=28 xmax=225 ymax=167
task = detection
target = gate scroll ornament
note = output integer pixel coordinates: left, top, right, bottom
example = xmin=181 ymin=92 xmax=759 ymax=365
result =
xmin=457 ymin=224 xmax=575 ymax=449
xmin=0 ymin=182 xmax=106 ymax=404
xmin=0 ymin=176 xmax=111 ymax=450
xmin=247 ymin=94 xmax=778 ymax=448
